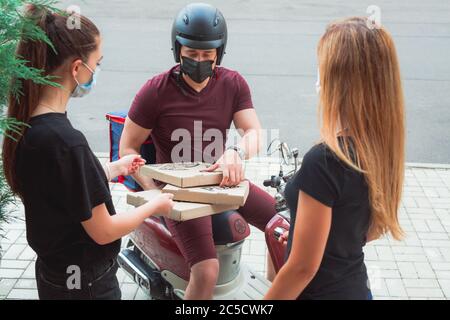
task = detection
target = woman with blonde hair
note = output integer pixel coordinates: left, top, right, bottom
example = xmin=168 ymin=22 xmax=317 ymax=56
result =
xmin=265 ymin=17 xmax=405 ymax=300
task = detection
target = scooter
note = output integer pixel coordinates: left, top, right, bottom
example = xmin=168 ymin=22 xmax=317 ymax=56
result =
xmin=117 ymin=141 xmax=299 ymax=300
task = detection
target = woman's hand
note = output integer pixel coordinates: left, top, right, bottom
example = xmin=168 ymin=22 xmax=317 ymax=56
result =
xmin=114 ymin=154 xmax=146 ymax=176
xmin=147 ymin=193 xmax=174 ymax=217
xmin=279 ymin=231 xmax=289 ymax=247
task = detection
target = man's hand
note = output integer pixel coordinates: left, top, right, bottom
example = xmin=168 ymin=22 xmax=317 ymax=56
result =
xmin=205 ymin=149 xmax=244 ymax=187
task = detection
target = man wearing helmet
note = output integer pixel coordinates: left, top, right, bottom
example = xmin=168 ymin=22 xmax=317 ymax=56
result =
xmin=120 ymin=3 xmax=277 ymax=299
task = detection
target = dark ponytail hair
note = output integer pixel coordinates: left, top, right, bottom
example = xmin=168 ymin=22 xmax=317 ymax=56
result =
xmin=2 ymin=4 xmax=100 ymax=196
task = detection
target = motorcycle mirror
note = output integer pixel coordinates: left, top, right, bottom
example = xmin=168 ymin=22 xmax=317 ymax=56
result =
xmin=280 ymin=142 xmax=291 ymax=165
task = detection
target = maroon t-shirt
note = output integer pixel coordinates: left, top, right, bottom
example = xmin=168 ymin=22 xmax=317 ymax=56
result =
xmin=128 ymin=65 xmax=253 ymax=164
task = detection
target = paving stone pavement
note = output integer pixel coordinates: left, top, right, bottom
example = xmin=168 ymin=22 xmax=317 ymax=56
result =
xmin=1 ymin=155 xmax=450 ymax=300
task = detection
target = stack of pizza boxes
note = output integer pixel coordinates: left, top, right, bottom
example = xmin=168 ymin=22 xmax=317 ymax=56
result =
xmin=127 ymin=162 xmax=250 ymax=221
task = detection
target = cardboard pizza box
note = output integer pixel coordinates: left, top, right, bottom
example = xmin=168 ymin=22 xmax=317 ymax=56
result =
xmin=126 ymin=189 xmax=239 ymax=221
xmin=139 ymin=162 xmax=223 ymax=188
xmin=161 ymin=180 xmax=250 ymax=206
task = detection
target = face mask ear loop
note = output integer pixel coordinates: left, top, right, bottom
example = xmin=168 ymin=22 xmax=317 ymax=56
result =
xmin=72 ymin=73 xmax=81 ymax=95
xmin=73 ymin=62 xmax=93 ymax=88
xmin=212 ymin=55 xmax=218 ymax=79
xmin=174 ymin=66 xmax=190 ymax=97
xmin=315 ymin=68 xmax=321 ymax=94
xmin=83 ymin=62 xmax=95 ymax=74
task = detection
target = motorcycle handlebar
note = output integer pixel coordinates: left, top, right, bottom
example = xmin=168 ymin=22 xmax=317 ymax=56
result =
xmin=263 ymin=176 xmax=282 ymax=188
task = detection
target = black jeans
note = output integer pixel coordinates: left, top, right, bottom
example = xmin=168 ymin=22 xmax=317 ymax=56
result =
xmin=35 ymin=257 xmax=121 ymax=300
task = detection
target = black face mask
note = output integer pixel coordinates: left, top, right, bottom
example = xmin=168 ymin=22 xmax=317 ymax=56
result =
xmin=180 ymin=56 xmax=214 ymax=83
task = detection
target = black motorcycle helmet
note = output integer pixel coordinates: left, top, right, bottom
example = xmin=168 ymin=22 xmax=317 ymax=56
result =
xmin=171 ymin=3 xmax=227 ymax=65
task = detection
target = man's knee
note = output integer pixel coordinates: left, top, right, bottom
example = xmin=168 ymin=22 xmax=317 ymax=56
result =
xmin=190 ymin=259 xmax=219 ymax=285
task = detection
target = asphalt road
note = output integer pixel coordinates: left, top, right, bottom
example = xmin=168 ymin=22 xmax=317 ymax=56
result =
xmin=58 ymin=0 xmax=450 ymax=163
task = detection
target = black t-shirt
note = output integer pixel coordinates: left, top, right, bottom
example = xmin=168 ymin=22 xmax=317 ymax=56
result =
xmin=15 ymin=113 xmax=121 ymax=273
xmin=284 ymin=140 xmax=371 ymax=300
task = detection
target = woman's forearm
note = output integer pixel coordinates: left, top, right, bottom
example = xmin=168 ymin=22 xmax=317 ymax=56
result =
xmin=264 ymin=263 xmax=315 ymax=300
xmin=102 ymin=161 xmax=121 ymax=182
xmin=104 ymin=202 xmax=160 ymax=242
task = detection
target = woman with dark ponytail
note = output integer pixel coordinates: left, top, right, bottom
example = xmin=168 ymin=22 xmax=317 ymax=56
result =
xmin=2 ymin=5 xmax=174 ymax=300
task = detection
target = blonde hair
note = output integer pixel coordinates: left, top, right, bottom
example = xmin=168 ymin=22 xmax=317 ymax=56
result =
xmin=317 ymin=17 xmax=405 ymax=240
